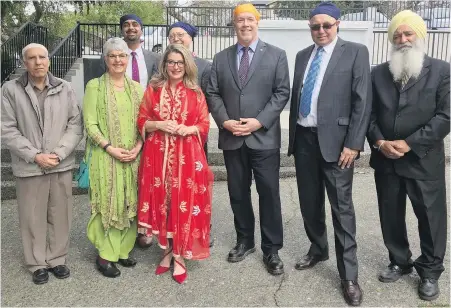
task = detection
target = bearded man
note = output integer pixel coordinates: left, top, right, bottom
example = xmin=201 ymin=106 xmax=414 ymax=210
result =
xmin=368 ymin=10 xmax=449 ymax=301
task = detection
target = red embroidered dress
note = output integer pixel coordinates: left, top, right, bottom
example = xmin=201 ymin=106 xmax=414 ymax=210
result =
xmin=137 ymin=82 xmax=213 ymax=260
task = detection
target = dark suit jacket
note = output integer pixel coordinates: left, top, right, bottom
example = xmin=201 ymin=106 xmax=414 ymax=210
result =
xmin=288 ymin=38 xmax=372 ymax=162
xmin=194 ymin=57 xmax=212 ymax=95
xmin=206 ymin=39 xmax=290 ymax=151
xmin=99 ymin=48 xmax=161 ymax=83
xmin=367 ymin=56 xmax=450 ymax=180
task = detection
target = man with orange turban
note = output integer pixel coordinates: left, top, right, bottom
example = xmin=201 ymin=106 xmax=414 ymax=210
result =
xmin=368 ymin=10 xmax=449 ymax=301
xmin=207 ymin=3 xmax=290 ymax=276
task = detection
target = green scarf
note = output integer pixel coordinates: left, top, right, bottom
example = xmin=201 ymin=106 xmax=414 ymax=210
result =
xmin=88 ymin=73 xmax=142 ymax=231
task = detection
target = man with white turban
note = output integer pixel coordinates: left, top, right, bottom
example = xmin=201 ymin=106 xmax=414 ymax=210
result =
xmin=368 ymin=10 xmax=449 ymax=301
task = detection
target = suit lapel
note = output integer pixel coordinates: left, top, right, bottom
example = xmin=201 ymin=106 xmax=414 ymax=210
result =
xmin=142 ymin=49 xmax=152 ymax=77
xmin=400 ymin=56 xmax=431 ymax=93
xmin=318 ymin=38 xmax=345 ymax=95
xmin=242 ymin=40 xmax=266 ymax=88
xmin=227 ymin=45 xmax=241 ymax=89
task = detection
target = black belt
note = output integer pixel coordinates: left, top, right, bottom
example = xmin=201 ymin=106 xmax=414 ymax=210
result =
xmin=297 ymin=125 xmax=317 ymax=133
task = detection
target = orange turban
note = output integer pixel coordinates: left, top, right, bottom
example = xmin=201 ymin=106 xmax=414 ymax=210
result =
xmin=233 ymin=3 xmax=261 ymax=21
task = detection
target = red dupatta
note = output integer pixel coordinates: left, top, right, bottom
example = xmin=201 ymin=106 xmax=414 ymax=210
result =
xmin=137 ymin=81 xmax=213 ymax=260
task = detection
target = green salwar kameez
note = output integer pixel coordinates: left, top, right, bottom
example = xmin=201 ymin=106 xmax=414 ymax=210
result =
xmin=83 ymin=75 xmax=144 ymax=262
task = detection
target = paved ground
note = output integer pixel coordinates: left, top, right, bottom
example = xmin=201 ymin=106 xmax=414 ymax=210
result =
xmin=1 ymin=168 xmax=449 ymax=307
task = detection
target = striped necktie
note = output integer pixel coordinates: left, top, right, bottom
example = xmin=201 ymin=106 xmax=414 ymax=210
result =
xmin=299 ymin=47 xmax=324 ymax=118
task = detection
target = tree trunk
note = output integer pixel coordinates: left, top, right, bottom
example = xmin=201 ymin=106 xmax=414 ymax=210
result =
xmin=32 ymin=1 xmax=44 ymax=23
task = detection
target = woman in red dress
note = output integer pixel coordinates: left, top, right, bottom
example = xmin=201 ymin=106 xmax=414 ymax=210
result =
xmin=137 ymin=44 xmax=213 ymax=284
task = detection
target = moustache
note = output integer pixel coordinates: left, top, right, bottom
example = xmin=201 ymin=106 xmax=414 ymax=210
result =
xmin=396 ymin=43 xmax=412 ymax=51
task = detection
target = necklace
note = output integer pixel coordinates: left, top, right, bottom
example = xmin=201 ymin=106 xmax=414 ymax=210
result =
xmin=114 ymin=83 xmax=125 ymax=88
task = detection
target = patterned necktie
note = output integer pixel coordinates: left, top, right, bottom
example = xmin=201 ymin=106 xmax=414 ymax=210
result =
xmin=238 ymin=47 xmax=250 ymax=86
xmin=131 ymin=51 xmax=140 ymax=83
xmin=401 ymin=73 xmax=410 ymax=89
xmin=299 ymin=46 xmax=324 ymax=118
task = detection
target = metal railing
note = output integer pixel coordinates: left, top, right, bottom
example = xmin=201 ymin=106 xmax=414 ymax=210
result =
xmin=49 ymin=23 xmax=82 ymax=79
xmin=1 ymin=22 xmax=48 ymax=84
xmin=79 ymin=22 xmax=450 ymax=65
xmin=166 ymin=1 xmax=450 ymax=29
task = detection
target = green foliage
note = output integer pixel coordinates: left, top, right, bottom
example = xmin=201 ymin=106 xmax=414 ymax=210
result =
xmin=41 ymin=1 xmax=165 ymax=38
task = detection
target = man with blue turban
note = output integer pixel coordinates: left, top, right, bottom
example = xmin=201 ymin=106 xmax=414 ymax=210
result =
xmin=288 ymin=1 xmax=371 ymax=305
xmin=168 ymin=21 xmax=214 ymax=247
xmin=368 ymin=10 xmax=449 ymax=301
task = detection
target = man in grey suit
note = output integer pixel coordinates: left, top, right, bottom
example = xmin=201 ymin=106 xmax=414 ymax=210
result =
xmin=99 ymin=14 xmax=160 ymax=91
xmin=368 ymin=11 xmax=449 ymax=301
xmin=207 ymin=3 xmax=290 ymax=275
xmin=287 ymin=2 xmax=371 ymax=306
xmin=167 ymin=21 xmax=214 ymax=247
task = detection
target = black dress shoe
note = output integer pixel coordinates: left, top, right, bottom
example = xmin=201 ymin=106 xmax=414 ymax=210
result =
xmin=227 ymin=243 xmax=256 ymax=263
xmin=418 ymin=278 xmax=439 ymax=301
xmin=378 ymin=263 xmax=412 ymax=283
xmin=263 ymin=253 xmax=284 ymax=275
xmin=49 ymin=265 xmax=70 ymax=279
xmin=117 ymin=257 xmax=137 ymax=268
xmin=136 ymin=234 xmax=153 ymax=249
xmin=295 ymin=254 xmax=329 ymax=270
xmin=96 ymin=257 xmax=121 ymax=278
xmin=341 ymin=280 xmax=363 ymax=306
xmin=32 ymin=268 xmax=49 ymax=285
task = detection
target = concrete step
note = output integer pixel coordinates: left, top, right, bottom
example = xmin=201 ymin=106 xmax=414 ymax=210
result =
xmin=0 ymin=166 xmax=296 ymax=200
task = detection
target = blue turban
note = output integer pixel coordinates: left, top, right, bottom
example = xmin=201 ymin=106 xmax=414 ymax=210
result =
xmin=168 ymin=22 xmax=198 ymax=38
xmin=120 ymin=14 xmax=143 ymax=29
xmin=309 ymin=1 xmax=341 ymax=20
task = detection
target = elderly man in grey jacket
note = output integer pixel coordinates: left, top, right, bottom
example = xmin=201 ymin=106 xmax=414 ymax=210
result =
xmin=1 ymin=43 xmax=83 ymax=285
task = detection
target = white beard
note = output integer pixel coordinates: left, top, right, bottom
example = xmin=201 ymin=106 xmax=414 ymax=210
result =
xmin=389 ymin=39 xmax=425 ymax=82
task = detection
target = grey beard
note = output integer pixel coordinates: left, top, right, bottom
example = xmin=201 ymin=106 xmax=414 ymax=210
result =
xmin=389 ymin=41 xmax=425 ymax=82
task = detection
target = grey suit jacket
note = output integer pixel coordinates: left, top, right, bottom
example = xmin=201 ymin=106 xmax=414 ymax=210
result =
xmin=368 ymin=56 xmax=450 ymax=180
xmin=288 ymin=37 xmax=372 ymax=162
xmin=99 ymin=48 xmax=161 ymax=83
xmin=206 ymin=39 xmax=290 ymax=151
xmin=194 ymin=57 xmax=212 ymax=95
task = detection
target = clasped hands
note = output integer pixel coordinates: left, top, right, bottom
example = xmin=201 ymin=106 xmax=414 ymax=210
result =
xmin=107 ymin=144 xmax=141 ymax=163
xmin=34 ymin=153 xmax=60 ymax=169
xmin=157 ymin=120 xmax=197 ymax=137
xmin=377 ymin=140 xmax=411 ymax=159
xmin=223 ymin=118 xmax=262 ymax=136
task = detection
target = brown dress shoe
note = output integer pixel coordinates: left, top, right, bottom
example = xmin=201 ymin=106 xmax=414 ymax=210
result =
xmin=136 ymin=234 xmax=153 ymax=249
xmin=341 ymin=280 xmax=363 ymax=306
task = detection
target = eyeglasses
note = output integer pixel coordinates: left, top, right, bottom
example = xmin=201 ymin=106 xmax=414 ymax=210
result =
xmin=108 ymin=54 xmax=128 ymax=60
xmin=168 ymin=32 xmax=186 ymax=40
xmin=309 ymin=22 xmax=337 ymax=31
xmin=166 ymin=60 xmax=185 ymax=67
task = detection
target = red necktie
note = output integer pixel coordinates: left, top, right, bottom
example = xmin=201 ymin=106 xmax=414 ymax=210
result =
xmin=131 ymin=51 xmax=140 ymax=83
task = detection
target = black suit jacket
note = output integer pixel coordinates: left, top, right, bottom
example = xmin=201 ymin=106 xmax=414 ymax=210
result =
xmin=194 ymin=57 xmax=212 ymax=95
xmin=367 ymin=56 xmax=450 ymax=180
xmin=288 ymin=38 xmax=372 ymax=162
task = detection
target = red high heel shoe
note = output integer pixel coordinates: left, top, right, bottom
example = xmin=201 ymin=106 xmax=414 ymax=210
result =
xmin=155 ymin=249 xmax=172 ymax=275
xmin=172 ymin=258 xmax=187 ymax=284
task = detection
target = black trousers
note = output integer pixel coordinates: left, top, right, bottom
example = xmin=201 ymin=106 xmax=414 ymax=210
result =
xmin=374 ymin=171 xmax=447 ymax=280
xmin=294 ymin=125 xmax=358 ymax=280
xmin=223 ymin=144 xmax=283 ymax=255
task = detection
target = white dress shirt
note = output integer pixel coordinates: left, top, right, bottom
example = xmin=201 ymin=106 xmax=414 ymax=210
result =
xmin=298 ymin=36 xmax=339 ymax=127
xmin=126 ymin=47 xmax=149 ymax=89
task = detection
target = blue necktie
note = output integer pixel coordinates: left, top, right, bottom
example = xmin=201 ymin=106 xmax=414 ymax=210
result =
xmin=299 ymin=47 xmax=324 ymax=118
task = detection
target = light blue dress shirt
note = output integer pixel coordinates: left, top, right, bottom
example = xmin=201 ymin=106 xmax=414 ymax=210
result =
xmin=236 ymin=39 xmax=259 ymax=69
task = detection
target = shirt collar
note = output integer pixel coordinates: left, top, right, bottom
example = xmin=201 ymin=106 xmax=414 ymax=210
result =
xmin=315 ymin=35 xmax=338 ymax=54
xmin=129 ymin=46 xmax=144 ymax=57
xmin=237 ymin=39 xmax=259 ymax=54
xmin=28 ymin=73 xmax=50 ymax=89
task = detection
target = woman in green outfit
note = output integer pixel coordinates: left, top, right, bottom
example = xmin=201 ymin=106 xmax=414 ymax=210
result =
xmin=83 ymin=37 xmax=144 ymax=278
